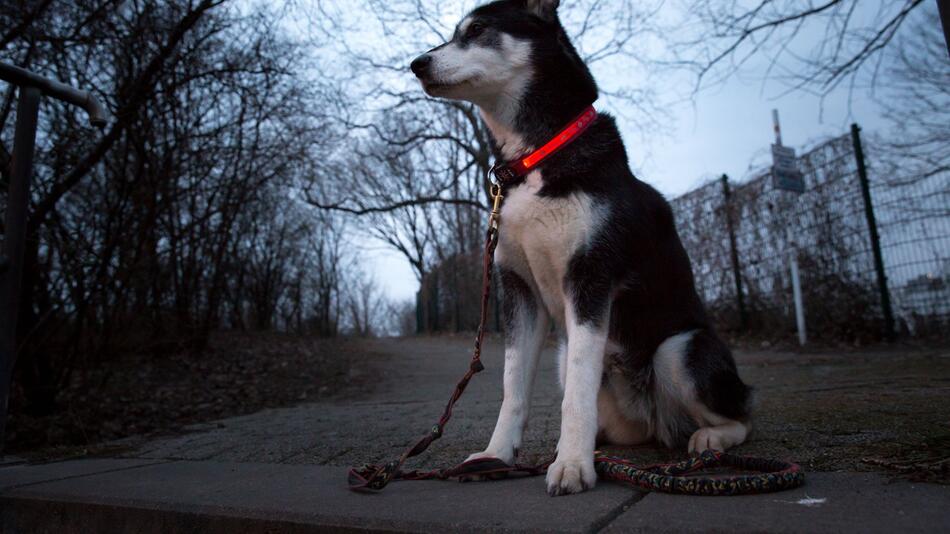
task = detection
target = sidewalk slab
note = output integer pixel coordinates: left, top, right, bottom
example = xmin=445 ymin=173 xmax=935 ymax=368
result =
xmin=603 ymin=472 xmax=950 ymax=533
xmin=1 ymin=459 xmax=642 ymax=533
xmin=0 ymin=459 xmax=164 ymax=492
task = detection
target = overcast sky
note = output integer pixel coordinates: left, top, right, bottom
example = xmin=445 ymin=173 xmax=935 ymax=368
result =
xmin=347 ymin=1 xmax=912 ymax=303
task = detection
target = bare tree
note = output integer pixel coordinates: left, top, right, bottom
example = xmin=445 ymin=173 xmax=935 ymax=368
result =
xmin=0 ymin=0 xmax=358 ymax=414
xmin=876 ymin=8 xmax=950 ymax=186
xmin=672 ymin=0 xmax=928 ymax=95
xmin=668 ymin=1 xmax=949 ymax=209
xmin=342 ymin=268 xmax=388 ymax=337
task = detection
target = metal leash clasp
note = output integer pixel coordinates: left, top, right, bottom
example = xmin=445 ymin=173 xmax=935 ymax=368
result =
xmin=487 ymin=164 xmax=504 ymax=230
xmin=489 ymin=183 xmax=503 ymax=230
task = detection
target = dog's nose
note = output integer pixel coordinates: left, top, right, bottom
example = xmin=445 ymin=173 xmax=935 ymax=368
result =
xmin=410 ymin=54 xmax=431 ymax=77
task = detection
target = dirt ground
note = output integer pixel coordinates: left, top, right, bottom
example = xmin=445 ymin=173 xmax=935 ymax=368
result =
xmin=599 ymin=343 xmax=950 ymax=483
xmin=5 ymin=332 xmax=367 ymax=455
xmin=7 ymin=333 xmax=949 ymax=485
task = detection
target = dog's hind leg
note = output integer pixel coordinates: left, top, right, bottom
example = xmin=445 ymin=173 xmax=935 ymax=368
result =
xmin=466 ymin=268 xmax=549 ymax=466
xmin=597 ymin=384 xmax=652 ymax=446
xmin=688 ymin=418 xmax=749 ymax=453
xmin=653 ymin=330 xmax=753 ymax=453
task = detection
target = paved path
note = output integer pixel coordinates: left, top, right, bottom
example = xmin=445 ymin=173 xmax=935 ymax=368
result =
xmin=113 ymin=336 xmax=566 ymax=469
xmin=108 ymin=336 xmax=950 ymax=475
xmin=2 ymin=336 xmax=949 ymax=532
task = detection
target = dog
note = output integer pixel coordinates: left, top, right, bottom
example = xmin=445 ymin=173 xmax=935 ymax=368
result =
xmin=410 ymin=0 xmax=752 ymax=496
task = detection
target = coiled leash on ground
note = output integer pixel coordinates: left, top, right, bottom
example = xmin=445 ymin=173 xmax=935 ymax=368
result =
xmin=348 ymin=163 xmax=805 ymax=497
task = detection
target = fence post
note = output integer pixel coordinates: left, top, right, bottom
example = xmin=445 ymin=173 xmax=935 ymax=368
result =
xmin=720 ymin=174 xmax=748 ymax=331
xmin=851 ymin=123 xmax=895 ymax=340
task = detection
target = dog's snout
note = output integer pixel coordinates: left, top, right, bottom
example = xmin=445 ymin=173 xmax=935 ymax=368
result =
xmin=410 ymin=54 xmax=431 ymax=77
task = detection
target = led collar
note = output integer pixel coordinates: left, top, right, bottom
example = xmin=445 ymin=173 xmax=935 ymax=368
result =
xmin=491 ymin=105 xmax=597 ymax=184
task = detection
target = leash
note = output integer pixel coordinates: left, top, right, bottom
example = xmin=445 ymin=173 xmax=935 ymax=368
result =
xmin=348 ymin=107 xmax=805 ymax=496
xmin=348 ymin=180 xmax=505 ymax=493
xmin=350 ymin=450 xmax=803 ymax=496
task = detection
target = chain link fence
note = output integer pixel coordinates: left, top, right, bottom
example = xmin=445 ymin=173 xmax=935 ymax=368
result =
xmin=672 ymin=126 xmax=949 ymax=342
xmin=871 ymin=156 xmax=950 ymax=338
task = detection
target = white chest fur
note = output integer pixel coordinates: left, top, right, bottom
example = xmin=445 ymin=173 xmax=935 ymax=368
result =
xmin=495 ymin=172 xmax=604 ymax=327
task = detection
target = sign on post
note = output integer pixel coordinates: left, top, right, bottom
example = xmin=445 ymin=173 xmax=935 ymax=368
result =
xmin=771 ymin=144 xmax=804 ymax=193
xmin=771 ymin=109 xmax=807 ymax=346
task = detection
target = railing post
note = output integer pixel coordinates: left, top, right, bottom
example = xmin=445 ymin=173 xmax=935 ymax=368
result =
xmin=0 ymin=61 xmax=106 ymax=452
xmin=720 ymin=174 xmax=748 ymax=331
xmin=851 ymin=123 xmax=895 ymax=341
xmin=1 ymin=85 xmax=41 ymax=451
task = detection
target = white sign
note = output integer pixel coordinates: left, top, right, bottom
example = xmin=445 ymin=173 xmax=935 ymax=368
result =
xmin=771 ymin=144 xmax=804 ymax=193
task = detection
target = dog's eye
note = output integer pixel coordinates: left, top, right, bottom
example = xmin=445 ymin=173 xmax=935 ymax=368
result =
xmin=467 ymin=22 xmax=485 ymax=38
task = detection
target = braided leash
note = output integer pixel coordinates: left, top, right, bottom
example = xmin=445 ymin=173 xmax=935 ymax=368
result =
xmin=348 ymin=188 xmax=503 ymax=493
xmin=348 ymin=179 xmax=805 ymax=496
xmin=594 ymin=451 xmax=803 ymax=496
xmin=350 ymin=450 xmax=803 ymax=496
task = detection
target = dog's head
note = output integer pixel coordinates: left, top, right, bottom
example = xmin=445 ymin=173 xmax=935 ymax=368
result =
xmin=410 ymin=0 xmax=595 ymax=109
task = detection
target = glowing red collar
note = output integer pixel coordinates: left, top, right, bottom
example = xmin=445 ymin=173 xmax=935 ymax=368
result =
xmin=491 ymin=105 xmax=597 ymax=185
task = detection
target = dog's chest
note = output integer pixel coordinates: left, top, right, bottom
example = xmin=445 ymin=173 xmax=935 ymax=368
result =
xmin=496 ymin=174 xmax=602 ymax=326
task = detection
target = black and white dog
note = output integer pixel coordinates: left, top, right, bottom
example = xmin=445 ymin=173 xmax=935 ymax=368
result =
xmin=410 ymin=0 xmax=752 ymax=496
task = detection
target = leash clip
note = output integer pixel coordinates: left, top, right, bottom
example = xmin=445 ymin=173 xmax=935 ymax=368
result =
xmin=488 ymin=185 xmax=503 ymax=230
xmin=486 ymin=163 xmax=505 ymax=230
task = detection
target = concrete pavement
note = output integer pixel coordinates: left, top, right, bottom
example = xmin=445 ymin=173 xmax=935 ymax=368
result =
xmin=3 ymin=458 xmax=949 ymax=533
xmin=2 ymin=336 xmax=949 ymax=532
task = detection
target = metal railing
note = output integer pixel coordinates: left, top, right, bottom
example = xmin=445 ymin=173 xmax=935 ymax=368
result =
xmin=0 ymin=61 xmax=108 ymax=451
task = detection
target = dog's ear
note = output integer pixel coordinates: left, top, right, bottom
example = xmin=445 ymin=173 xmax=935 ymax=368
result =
xmin=524 ymin=0 xmax=560 ymax=21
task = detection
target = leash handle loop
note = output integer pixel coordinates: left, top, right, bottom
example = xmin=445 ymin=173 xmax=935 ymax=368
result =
xmin=593 ymin=450 xmax=804 ymax=496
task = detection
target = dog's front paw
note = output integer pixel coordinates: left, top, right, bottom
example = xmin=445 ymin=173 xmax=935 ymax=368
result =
xmin=465 ymin=448 xmax=514 ymax=465
xmin=545 ymin=457 xmax=597 ymax=496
